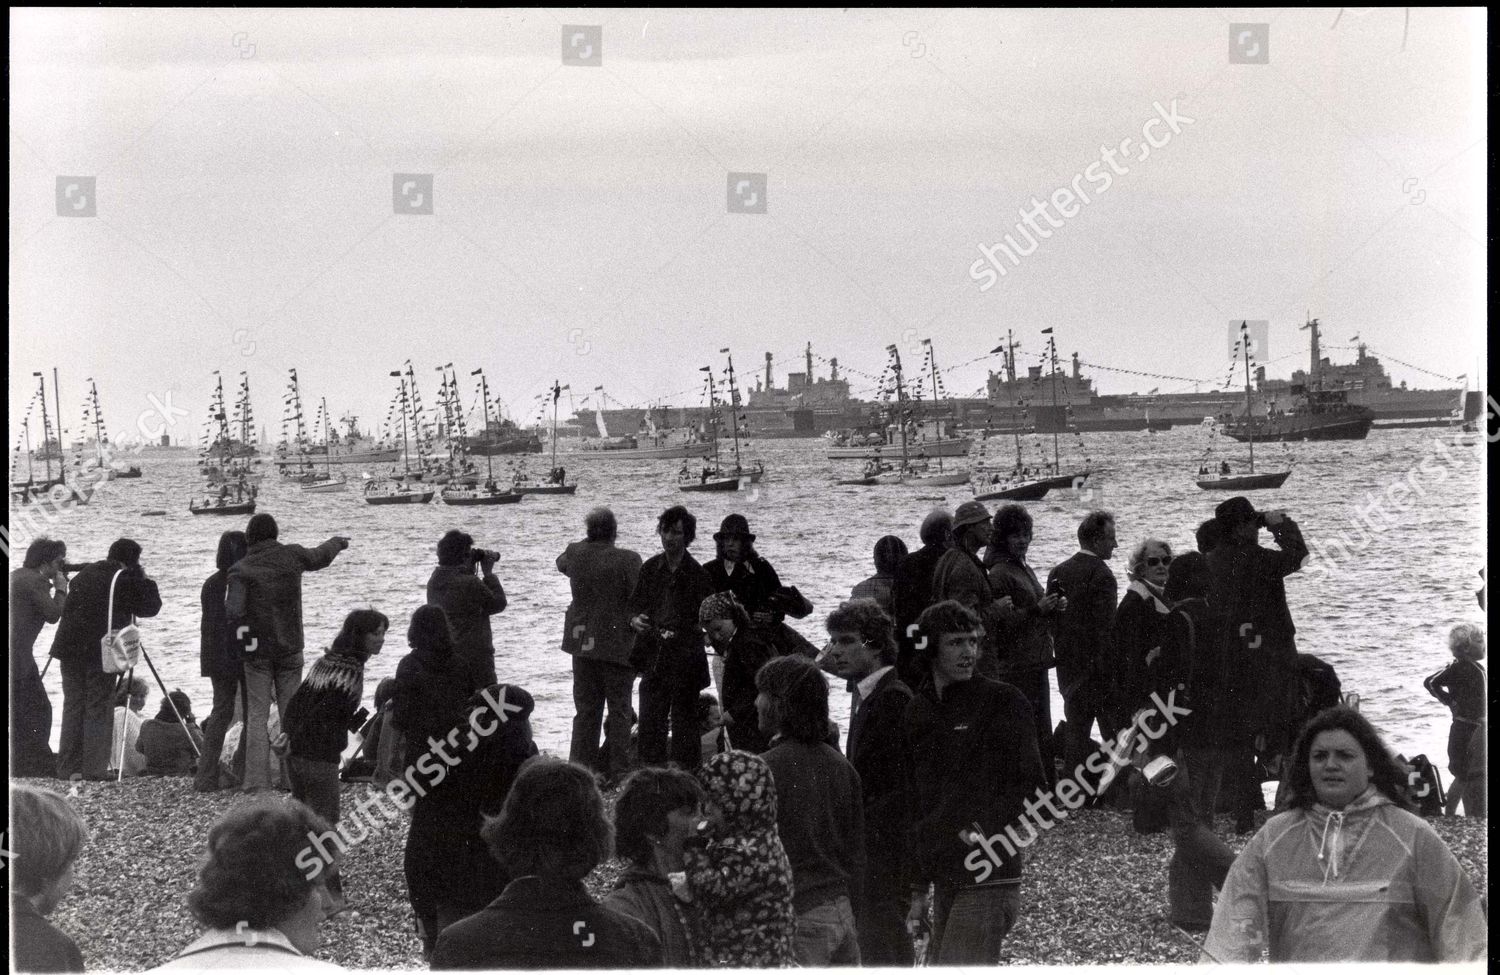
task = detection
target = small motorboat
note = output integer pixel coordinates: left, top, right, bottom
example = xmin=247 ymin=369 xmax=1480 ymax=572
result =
xmin=301 ymin=475 xmax=349 ymax=493
xmin=363 ymin=479 xmax=434 ymax=505
xmin=974 ymin=479 xmax=1051 ymax=502
xmin=513 ymin=465 xmax=578 ymax=496
xmin=190 ymin=497 xmax=256 ymax=516
xmin=679 ymin=470 xmax=746 ymax=492
xmin=1195 ymin=469 xmax=1291 ymax=491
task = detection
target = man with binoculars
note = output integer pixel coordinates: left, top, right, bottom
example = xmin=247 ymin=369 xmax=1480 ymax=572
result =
xmin=428 ymin=529 xmax=508 ymax=688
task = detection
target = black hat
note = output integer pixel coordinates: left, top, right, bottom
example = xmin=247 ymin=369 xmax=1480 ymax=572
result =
xmin=1214 ymin=496 xmax=1258 ymax=528
xmin=713 ymin=514 xmax=755 ymax=543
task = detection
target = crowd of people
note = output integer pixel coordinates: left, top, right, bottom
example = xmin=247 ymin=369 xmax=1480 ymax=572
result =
xmin=8 ymin=495 xmax=1488 ymax=968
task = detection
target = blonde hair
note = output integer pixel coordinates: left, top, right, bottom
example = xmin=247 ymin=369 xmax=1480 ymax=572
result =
xmin=1449 ymin=623 xmax=1485 ymax=661
xmin=9 ymin=786 xmax=88 ymax=897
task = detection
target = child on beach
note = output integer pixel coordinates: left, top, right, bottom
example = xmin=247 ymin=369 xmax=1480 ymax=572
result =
xmin=10 ymin=785 xmax=88 ymax=973
xmin=683 ymin=750 xmax=797 ymax=967
xmin=1423 ymin=623 xmax=1486 ymax=817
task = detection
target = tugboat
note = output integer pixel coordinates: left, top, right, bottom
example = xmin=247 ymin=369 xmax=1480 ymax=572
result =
xmin=1221 ymin=318 xmax=1375 ymax=442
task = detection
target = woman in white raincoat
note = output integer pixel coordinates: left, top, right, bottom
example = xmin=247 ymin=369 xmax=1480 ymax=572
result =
xmin=1202 ymin=705 xmax=1486 ymax=963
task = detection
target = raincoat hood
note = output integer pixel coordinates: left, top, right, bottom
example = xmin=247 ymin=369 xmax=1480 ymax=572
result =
xmin=696 ymin=750 xmax=779 ymax=832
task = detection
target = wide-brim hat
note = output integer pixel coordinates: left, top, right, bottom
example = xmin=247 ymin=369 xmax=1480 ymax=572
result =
xmin=713 ymin=513 xmax=755 ymax=543
xmin=1214 ymin=496 xmax=1258 ymax=528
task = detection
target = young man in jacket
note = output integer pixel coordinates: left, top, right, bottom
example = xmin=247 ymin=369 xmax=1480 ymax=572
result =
xmin=50 ymin=538 xmax=163 ymax=781
xmin=427 ymin=529 xmax=507 ymax=689
xmin=1047 ymin=510 xmax=1120 ymax=777
xmin=904 ymin=600 xmax=1044 ymax=965
xmin=228 ymin=513 xmax=348 ymax=792
xmin=11 ymin=537 xmax=70 ymax=777
xmin=558 ymin=508 xmax=643 ymax=777
xmin=821 ymin=598 xmax=915 ymax=966
xmin=629 ymin=505 xmax=715 ymax=769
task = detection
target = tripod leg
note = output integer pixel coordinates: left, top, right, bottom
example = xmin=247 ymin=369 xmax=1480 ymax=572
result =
xmin=116 ymin=670 xmax=131 ymax=782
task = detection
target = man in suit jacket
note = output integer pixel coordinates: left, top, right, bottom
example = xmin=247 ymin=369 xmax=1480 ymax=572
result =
xmin=822 ymin=598 xmax=915 ymax=966
xmin=1046 ymin=510 xmax=1119 ymax=777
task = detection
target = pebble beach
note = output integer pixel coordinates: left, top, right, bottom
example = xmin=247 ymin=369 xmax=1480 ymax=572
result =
xmin=31 ymin=775 xmax=1488 ymax=970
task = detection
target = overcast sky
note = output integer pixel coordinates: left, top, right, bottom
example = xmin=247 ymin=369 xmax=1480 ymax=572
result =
xmin=10 ymin=7 xmax=1486 ymax=446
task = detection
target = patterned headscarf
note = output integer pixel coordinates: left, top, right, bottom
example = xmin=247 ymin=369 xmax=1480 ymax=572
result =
xmin=698 ymin=591 xmax=746 ymax=625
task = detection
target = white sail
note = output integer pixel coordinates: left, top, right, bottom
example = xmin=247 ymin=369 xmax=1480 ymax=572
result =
xmin=594 ymin=398 xmax=609 ymax=438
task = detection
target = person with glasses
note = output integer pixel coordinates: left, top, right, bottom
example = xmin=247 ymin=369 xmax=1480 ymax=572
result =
xmin=1113 ymin=538 xmax=1175 ymax=739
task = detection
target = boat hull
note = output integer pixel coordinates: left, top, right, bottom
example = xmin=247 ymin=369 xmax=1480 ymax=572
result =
xmin=1037 ymin=470 xmax=1092 ymax=490
xmin=975 ymin=480 xmax=1051 ymax=501
xmin=276 ymin=448 xmax=402 ymax=467
xmin=1195 ymin=471 xmax=1291 ymax=490
xmin=1222 ymin=414 xmax=1374 ymax=442
xmin=835 ymin=477 xmax=879 ymax=486
xmin=582 ymin=442 xmax=715 ymax=460
xmin=364 ymin=491 xmax=434 ymax=505
xmin=440 ymin=489 xmax=523 ymax=505
xmin=679 ymin=477 xmax=744 ymax=492
xmin=301 ymin=478 xmax=349 ymax=493
xmin=191 ymin=501 xmax=256 ymax=515
xmin=904 ymin=471 xmax=970 ymax=487
xmin=513 ymin=484 xmax=578 ymax=495
xmin=827 ymin=438 xmax=969 ymax=460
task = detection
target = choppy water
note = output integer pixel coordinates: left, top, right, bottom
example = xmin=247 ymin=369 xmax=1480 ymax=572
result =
xmin=15 ymin=427 xmax=1485 ymax=768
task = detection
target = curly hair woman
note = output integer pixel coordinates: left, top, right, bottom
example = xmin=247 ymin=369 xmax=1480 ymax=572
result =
xmin=1202 ymin=706 xmax=1487 ymax=962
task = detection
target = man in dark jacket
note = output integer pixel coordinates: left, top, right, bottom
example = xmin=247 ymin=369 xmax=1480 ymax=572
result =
xmin=892 ymin=508 xmax=954 ymax=685
xmin=1206 ymin=497 xmax=1308 ymax=789
xmin=427 ymin=529 xmax=507 ymax=688
xmin=903 ymin=600 xmax=1044 ymax=964
xmin=197 ymin=530 xmax=248 ymax=791
xmin=629 ymin=505 xmax=715 ymax=769
xmin=758 ymin=654 xmax=866 ymax=967
xmin=558 ymin=508 xmax=643 ymax=777
xmin=931 ymin=500 xmax=1007 ymax=679
xmin=1047 ymin=510 xmax=1119 ymax=777
xmin=227 ymin=513 xmax=348 ymax=792
xmin=50 ymin=538 xmax=163 ymax=780
xmin=823 ymin=598 xmax=914 ymax=966
xmin=11 ymin=537 xmax=70 ymax=777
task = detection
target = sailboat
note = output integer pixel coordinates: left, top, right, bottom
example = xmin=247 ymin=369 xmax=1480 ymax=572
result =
xmin=441 ymin=367 xmax=522 ymax=505
xmin=191 ymin=372 xmax=258 ymax=515
xmin=679 ymin=361 xmax=750 ymax=492
xmin=301 ymin=399 xmax=348 ymax=492
xmin=1196 ymin=322 xmax=1292 ymax=491
xmin=365 ymin=366 xmax=435 ymax=505
xmin=11 ymin=369 xmax=94 ymax=508
xmin=972 ymin=331 xmax=1052 ymax=501
xmin=834 ymin=345 xmax=918 ymax=486
xmin=901 ymin=339 xmax=970 ymax=487
xmin=77 ymin=379 xmax=141 ymax=480
xmin=514 ymin=380 xmax=578 ymax=495
xmin=1029 ymin=330 xmax=1096 ymax=491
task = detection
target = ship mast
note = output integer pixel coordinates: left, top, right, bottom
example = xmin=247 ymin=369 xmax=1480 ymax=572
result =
xmin=471 ymin=368 xmax=496 ymax=483
xmin=87 ymin=379 xmax=107 ymax=470
xmin=923 ymin=338 xmax=945 ymax=473
xmin=52 ymin=368 xmax=67 ymax=487
xmin=700 ymin=367 xmax=722 ymax=468
xmin=319 ymin=398 xmax=334 ymax=478
xmin=1240 ymin=321 xmax=1257 ymax=473
xmin=722 ymin=349 xmax=743 ymax=472
xmin=885 ymin=344 xmax=910 ymax=474
xmin=549 ymin=380 xmax=565 ymax=471
xmin=1046 ymin=332 xmax=1061 ymax=474
xmin=1002 ymin=330 xmax=1023 ymax=473
xmin=32 ymin=373 xmax=53 ymax=484
xmin=388 ymin=370 xmax=412 ymax=476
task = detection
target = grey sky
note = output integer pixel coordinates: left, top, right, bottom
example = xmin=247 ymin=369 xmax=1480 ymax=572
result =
xmin=10 ymin=7 xmax=1485 ymax=445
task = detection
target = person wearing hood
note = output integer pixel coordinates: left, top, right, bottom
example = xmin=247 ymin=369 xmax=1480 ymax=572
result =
xmin=700 ymin=591 xmax=780 ymax=754
xmin=683 ymin=750 xmax=797 ymax=967
xmin=426 ymin=530 xmax=507 ymax=690
xmin=1203 ymin=706 xmax=1487 ymax=963
xmin=1112 ymin=538 xmax=1175 ymax=733
xmin=407 ymin=681 xmax=539 ymax=959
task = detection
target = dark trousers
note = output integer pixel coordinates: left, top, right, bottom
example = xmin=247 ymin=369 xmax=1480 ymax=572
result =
xmin=287 ymin=755 xmax=342 ymax=824
xmin=856 ymin=860 xmax=913 ymax=966
xmin=58 ymin=659 xmax=118 ymax=778
xmin=638 ymin=674 xmax=701 ymax=769
xmin=195 ymin=672 xmax=245 ymax=791
xmin=568 ymin=656 xmax=637 ymax=776
xmin=931 ymin=883 xmax=1021 ymax=965
xmin=1060 ymin=668 xmax=1122 ymax=776
xmin=1008 ymin=667 xmax=1055 ymax=785
xmin=12 ymin=669 xmax=57 ymax=777
xmin=1167 ymin=746 xmax=1236 ymax=926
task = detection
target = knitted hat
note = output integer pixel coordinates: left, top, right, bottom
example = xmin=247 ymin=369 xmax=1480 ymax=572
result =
xmin=713 ymin=514 xmax=755 ymax=543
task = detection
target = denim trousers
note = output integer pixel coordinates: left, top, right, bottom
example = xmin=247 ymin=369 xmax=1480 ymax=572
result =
xmin=1167 ymin=746 xmax=1237 ymax=926
xmin=931 ymin=883 xmax=1021 ymax=965
xmin=242 ymin=652 xmax=304 ymax=789
xmin=58 ymin=659 xmax=118 ymax=778
xmin=794 ymin=895 xmax=861 ymax=967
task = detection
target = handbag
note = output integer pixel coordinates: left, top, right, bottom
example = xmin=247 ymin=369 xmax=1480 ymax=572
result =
xmin=100 ymin=568 xmax=143 ymax=674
